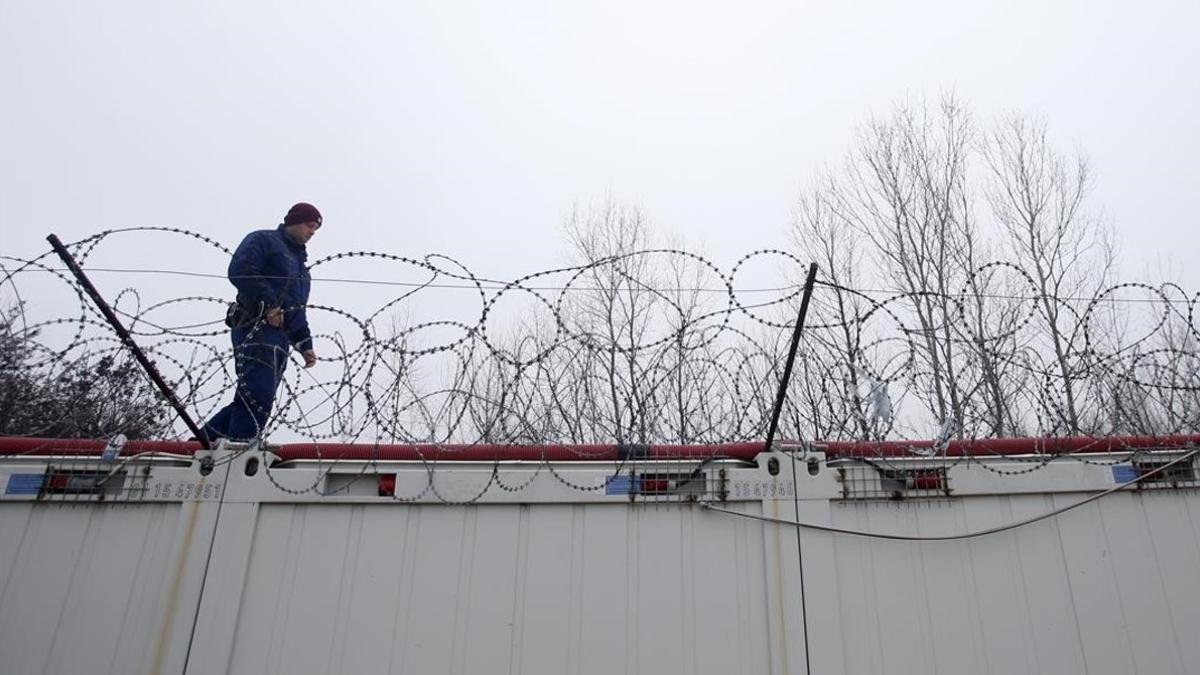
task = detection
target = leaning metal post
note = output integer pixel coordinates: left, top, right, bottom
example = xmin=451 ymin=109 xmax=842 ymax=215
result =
xmin=763 ymin=262 xmax=819 ymax=454
xmin=46 ymin=234 xmax=211 ymax=449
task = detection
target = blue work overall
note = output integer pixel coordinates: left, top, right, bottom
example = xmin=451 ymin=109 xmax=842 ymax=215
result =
xmin=201 ymin=225 xmax=312 ymax=442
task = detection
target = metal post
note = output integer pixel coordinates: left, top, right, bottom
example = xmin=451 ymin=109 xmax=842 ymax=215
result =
xmin=761 ymin=262 xmax=819 ymax=675
xmin=763 ymin=262 xmax=819 ymax=454
xmin=47 ymin=234 xmax=211 ymax=449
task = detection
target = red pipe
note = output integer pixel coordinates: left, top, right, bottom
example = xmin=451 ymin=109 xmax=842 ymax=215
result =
xmin=1 ymin=435 xmax=1196 ymax=461
xmin=816 ymin=434 xmax=1200 ymax=458
xmin=0 ymin=437 xmax=203 ymax=456
xmin=271 ymin=442 xmax=765 ymax=462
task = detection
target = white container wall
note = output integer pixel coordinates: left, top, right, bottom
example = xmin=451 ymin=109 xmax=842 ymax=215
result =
xmin=2 ymin=445 xmax=1198 ymax=675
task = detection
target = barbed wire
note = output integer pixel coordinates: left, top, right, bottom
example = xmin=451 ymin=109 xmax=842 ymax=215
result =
xmin=8 ymin=263 xmax=1199 ymax=305
xmin=2 ymin=227 xmax=1198 ymax=501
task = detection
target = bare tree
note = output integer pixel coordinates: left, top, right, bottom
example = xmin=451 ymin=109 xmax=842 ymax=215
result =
xmin=792 ymin=175 xmax=875 ymax=439
xmin=983 ymin=114 xmax=1116 ymax=435
xmin=374 ymin=100 xmax=1198 ymax=448
xmin=790 ymin=96 xmax=1142 ymax=442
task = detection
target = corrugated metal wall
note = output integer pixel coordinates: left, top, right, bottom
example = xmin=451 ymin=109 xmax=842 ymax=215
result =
xmin=3 ymin=449 xmax=1200 ymax=675
xmin=0 ymin=501 xmax=217 ymax=675
xmin=814 ymin=492 xmax=1200 ymax=674
xmin=212 ymin=504 xmax=771 ymax=675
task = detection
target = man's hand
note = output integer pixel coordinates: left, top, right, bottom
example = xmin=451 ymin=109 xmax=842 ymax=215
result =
xmin=302 ymin=349 xmax=317 ymax=368
xmin=265 ymin=307 xmax=284 ymax=328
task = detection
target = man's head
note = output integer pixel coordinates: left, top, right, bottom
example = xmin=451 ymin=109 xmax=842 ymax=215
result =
xmin=283 ymin=202 xmax=322 ymax=245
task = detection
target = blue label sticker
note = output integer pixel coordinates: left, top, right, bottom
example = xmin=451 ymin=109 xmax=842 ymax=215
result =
xmin=1112 ymin=465 xmax=1139 ymax=484
xmin=605 ymin=475 xmax=639 ymax=495
xmin=6 ymin=473 xmax=44 ymax=495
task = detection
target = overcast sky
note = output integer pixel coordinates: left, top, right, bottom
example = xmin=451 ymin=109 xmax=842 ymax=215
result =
xmin=2 ymin=0 xmax=1197 ymax=294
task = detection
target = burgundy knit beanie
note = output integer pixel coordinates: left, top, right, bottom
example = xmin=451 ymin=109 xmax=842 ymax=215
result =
xmin=284 ymin=202 xmax=322 ymax=226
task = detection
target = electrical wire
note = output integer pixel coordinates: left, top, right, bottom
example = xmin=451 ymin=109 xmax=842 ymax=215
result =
xmin=700 ymin=448 xmax=1200 ymax=541
xmin=9 ymin=264 xmax=1199 ymax=304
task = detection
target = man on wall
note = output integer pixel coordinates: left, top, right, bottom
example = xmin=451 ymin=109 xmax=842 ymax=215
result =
xmin=200 ymin=202 xmax=321 ymax=442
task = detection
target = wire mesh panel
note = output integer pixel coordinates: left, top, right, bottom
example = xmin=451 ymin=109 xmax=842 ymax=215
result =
xmin=1123 ymin=452 xmax=1200 ymax=490
xmin=6 ymin=461 xmax=145 ymax=502
xmin=834 ymin=460 xmax=953 ymax=500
